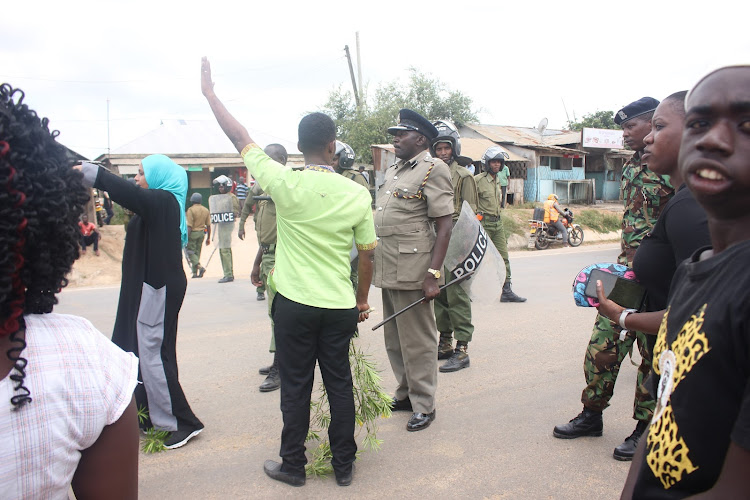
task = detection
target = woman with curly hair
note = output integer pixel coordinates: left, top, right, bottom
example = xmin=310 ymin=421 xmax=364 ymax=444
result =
xmin=0 ymin=84 xmax=139 ymax=498
xmin=79 ymin=153 xmax=204 ymax=449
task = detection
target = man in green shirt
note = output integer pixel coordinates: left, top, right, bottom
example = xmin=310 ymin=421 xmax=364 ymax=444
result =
xmin=496 ymin=162 xmax=511 ymax=208
xmin=202 ymin=57 xmax=376 ymax=488
xmin=475 ymin=147 xmax=526 ymax=302
xmin=430 ymin=120 xmax=478 ymax=372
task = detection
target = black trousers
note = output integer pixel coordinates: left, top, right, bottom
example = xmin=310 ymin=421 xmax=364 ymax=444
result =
xmin=81 ymin=233 xmax=99 ymax=251
xmin=272 ymin=293 xmax=358 ymax=476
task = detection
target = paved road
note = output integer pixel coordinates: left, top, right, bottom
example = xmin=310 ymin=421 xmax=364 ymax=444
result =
xmin=57 ymin=242 xmax=641 ymax=499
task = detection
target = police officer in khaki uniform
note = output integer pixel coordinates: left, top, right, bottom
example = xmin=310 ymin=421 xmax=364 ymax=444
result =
xmin=475 ymin=147 xmax=526 ymax=302
xmin=373 ymin=109 xmax=454 ymax=432
xmin=244 ymin=144 xmax=288 ymax=392
xmin=430 ymin=120 xmax=478 ymax=372
xmin=185 ymin=192 xmax=211 ymax=278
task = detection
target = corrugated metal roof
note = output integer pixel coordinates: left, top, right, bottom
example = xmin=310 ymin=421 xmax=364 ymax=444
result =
xmin=459 ymin=137 xmax=528 ymax=162
xmin=111 ymin=120 xmax=299 ymax=156
xmin=466 ymin=124 xmax=581 ymax=148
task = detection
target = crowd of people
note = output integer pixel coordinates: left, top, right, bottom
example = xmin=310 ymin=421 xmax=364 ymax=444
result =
xmin=1 ymin=62 xmax=749 ymax=498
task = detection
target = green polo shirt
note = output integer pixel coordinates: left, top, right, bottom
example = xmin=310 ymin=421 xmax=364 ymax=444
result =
xmin=242 ymin=144 xmax=376 ymax=309
xmin=497 ymin=165 xmax=510 ymax=187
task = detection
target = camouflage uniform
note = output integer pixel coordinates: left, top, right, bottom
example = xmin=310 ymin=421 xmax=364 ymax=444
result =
xmin=582 ymin=153 xmax=673 ymax=420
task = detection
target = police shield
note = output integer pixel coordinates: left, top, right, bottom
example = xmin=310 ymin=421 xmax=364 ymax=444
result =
xmin=443 ymin=201 xmax=506 ymax=302
xmin=209 ymin=193 xmax=235 ymax=249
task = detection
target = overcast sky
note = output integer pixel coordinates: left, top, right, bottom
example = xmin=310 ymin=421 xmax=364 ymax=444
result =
xmin=3 ymin=0 xmax=747 ymax=160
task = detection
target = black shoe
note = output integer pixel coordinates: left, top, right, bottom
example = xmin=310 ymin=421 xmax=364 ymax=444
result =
xmin=440 ymin=347 xmax=470 ymax=373
xmin=197 ymin=266 xmax=205 ymax=278
xmin=263 ymin=460 xmax=305 ymax=487
xmin=163 ymin=426 xmax=204 ymax=449
xmin=437 ymin=335 xmax=453 ymax=360
xmin=407 ymin=411 xmax=436 ymax=432
xmin=613 ymin=420 xmax=649 ymax=461
xmin=335 ymin=463 xmax=355 ymax=486
xmin=259 ymin=364 xmax=272 ymax=376
xmin=218 ymin=276 xmax=234 ymax=283
xmin=257 ymin=291 xmax=265 ymax=301
xmin=259 ymin=356 xmax=280 ymax=392
xmin=391 ymin=397 xmax=413 ymax=412
xmin=191 ymin=272 xmax=198 ymax=279
xmin=501 ymin=282 xmax=527 ymax=302
xmin=553 ymin=408 xmax=603 ymax=439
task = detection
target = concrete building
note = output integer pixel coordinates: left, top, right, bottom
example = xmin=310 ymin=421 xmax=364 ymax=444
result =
xmin=95 ymin=120 xmax=301 ymax=205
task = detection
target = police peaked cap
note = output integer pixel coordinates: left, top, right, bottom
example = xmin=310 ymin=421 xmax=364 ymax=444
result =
xmin=614 ymin=97 xmax=660 ymax=125
xmin=387 ymin=109 xmax=439 ymax=140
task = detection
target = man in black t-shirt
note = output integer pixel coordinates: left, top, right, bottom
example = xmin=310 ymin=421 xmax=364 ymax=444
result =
xmin=621 ymin=65 xmax=750 ymax=499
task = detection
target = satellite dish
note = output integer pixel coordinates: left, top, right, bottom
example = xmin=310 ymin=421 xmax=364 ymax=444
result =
xmin=537 ymin=117 xmax=548 ymax=135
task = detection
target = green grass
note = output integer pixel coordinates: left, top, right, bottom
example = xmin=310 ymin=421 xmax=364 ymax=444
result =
xmin=501 ymin=212 xmax=525 ymax=237
xmin=574 ymin=209 xmax=621 ymax=233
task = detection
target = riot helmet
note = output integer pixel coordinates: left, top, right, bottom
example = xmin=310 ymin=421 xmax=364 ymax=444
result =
xmin=430 ymin=120 xmax=461 ymax=159
xmin=190 ymin=192 xmax=203 ymax=204
xmin=481 ymin=146 xmax=509 ymax=172
xmin=334 ymin=141 xmax=356 ymax=170
xmin=212 ymin=174 xmax=232 ymax=192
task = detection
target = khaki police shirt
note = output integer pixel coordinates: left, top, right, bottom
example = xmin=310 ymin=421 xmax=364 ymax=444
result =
xmin=373 ymin=149 xmax=453 ymax=290
xmin=475 ymin=171 xmax=503 ymax=217
xmin=448 ymin=160 xmax=478 ymax=220
xmin=185 ymin=204 xmax=210 ymax=232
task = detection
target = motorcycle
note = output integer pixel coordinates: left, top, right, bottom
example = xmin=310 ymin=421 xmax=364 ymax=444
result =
xmin=528 ymin=207 xmax=584 ymax=250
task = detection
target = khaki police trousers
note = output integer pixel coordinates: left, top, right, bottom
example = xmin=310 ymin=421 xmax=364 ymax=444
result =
xmin=382 ymin=288 xmax=438 ymax=414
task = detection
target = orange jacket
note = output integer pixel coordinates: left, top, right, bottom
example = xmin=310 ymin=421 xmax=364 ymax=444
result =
xmin=543 ymin=199 xmax=560 ymax=223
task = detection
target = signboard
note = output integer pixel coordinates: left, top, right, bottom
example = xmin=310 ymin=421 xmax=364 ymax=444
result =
xmin=582 ymin=128 xmax=624 ymax=149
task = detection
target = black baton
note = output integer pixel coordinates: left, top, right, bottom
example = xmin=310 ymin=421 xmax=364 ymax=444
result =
xmin=371 ymin=271 xmax=475 ymax=331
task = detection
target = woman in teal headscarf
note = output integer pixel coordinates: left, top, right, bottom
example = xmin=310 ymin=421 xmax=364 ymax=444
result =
xmin=81 ymin=154 xmax=204 ymax=450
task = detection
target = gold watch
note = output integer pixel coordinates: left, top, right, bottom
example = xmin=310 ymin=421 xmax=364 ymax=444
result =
xmin=427 ymin=268 xmax=441 ymax=279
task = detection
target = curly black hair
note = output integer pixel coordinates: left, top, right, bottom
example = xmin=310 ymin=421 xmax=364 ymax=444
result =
xmin=0 ymin=83 xmax=90 ymax=408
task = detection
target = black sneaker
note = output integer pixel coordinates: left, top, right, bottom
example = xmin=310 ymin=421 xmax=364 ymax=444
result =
xmin=163 ymin=427 xmax=204 ymax=449
xmin=257 ymin=291 xmax=265 ymax=301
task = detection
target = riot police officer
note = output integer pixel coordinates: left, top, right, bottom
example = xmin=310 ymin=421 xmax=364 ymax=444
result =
xmin=475 ymin=147 xmax=526 ymax=302
xmin=430 ymin=120 xmax=478 ymax=371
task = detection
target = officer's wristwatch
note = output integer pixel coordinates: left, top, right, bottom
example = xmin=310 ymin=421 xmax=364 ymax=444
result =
xmin=427 ymin=268 xmax=441 ymax=279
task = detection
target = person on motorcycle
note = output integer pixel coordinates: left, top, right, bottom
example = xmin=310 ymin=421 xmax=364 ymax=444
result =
xmin=543 ymin=194 xmax=568 ymax=247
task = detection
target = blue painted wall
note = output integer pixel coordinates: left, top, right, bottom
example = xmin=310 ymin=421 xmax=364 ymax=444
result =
xmin=524 ymin=166 xmax=585 ymax=202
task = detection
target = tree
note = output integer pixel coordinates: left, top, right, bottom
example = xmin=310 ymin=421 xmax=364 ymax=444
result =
xmin=567 ymin=110 xmax=618 ymax=131
xmin=320 ymin=69 xmax=478 ymax=163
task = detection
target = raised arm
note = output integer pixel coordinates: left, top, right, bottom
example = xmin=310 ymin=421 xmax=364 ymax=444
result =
xmin=201 ymin=57 xmax=253 ymax=153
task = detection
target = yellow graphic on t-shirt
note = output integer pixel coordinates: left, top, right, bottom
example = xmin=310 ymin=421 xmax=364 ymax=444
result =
xmin=648 ymin=304 xmax=710 ymax=489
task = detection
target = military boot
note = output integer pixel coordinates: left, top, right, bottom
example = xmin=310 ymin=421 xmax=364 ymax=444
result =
xmin=613 ymin=419 xmax=649 ymax=461
xmin=439 ymin=341 xmax=470 ymax=373
xmin=553 ymin=407 xmax=603 ymax=439
xmin=500 ymin=282 xmax=527 ymax=303
xmin=259 ymin=354 xmax=280 ymax=392
xmin=438 ymin=333 xmax=453 ymax=360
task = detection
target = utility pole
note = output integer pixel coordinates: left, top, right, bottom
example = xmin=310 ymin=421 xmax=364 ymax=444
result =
xmin=355 ymin=32 xmax=363 ymax=102
xmin=106 ymin=98 xmax=111 ymax=157
xmin=344 ymin=45 xmax=360 ymax=108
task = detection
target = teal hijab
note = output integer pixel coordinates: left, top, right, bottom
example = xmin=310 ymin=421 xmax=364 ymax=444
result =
xmin=142 ymin=154 xmax=188 ymax=247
